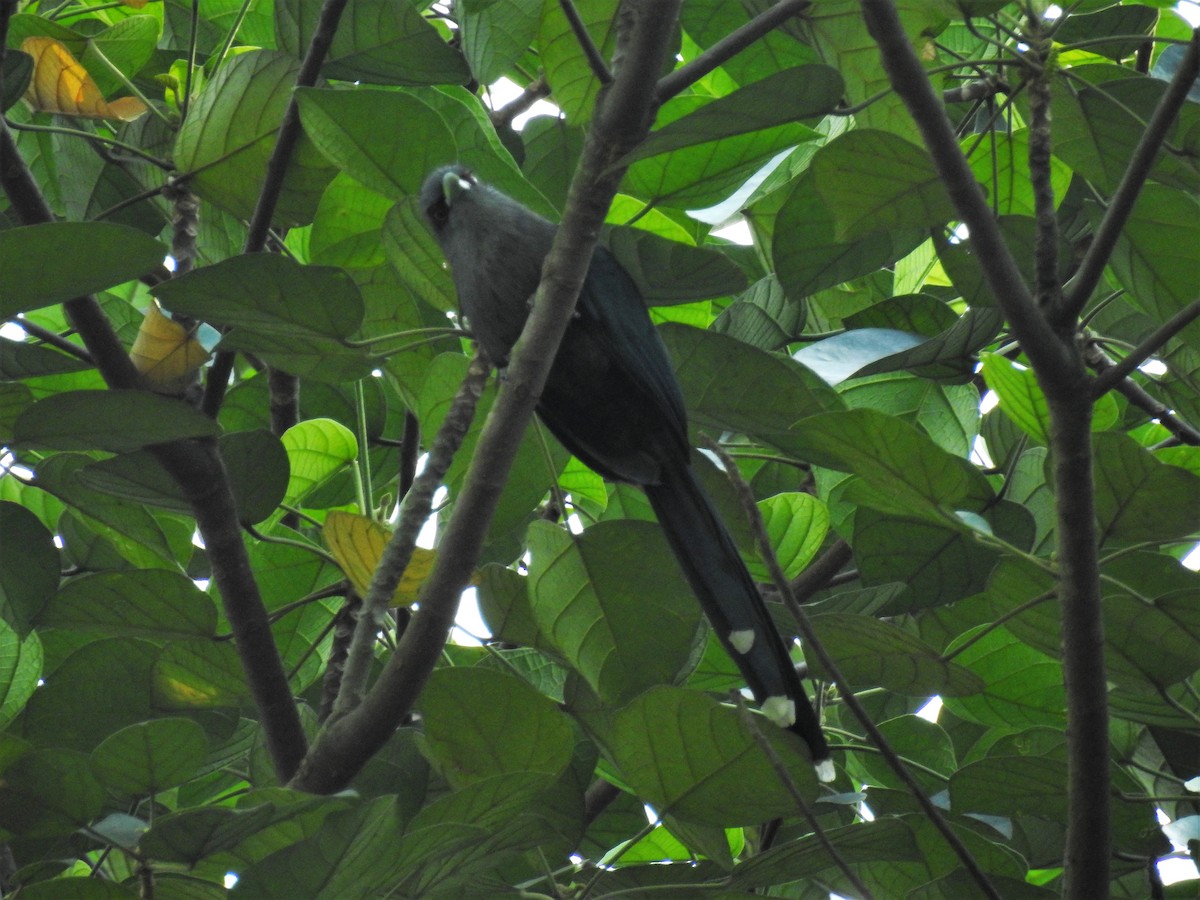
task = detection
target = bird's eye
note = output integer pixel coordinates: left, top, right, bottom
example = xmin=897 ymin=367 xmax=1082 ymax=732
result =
xmin=427 ymin=198 xmax=449 ymax=227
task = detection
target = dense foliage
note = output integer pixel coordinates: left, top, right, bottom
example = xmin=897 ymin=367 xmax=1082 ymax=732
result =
xmin=1 ymin=0 xmax=1199 ymax=896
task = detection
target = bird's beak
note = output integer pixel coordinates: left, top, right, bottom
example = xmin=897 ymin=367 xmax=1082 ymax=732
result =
xmin=441 ymin=171 xmax=471 ymax=208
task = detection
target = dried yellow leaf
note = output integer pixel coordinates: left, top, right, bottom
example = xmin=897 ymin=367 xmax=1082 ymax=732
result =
xmin=21 ymin=36 xmax=148 ymax=121
xmin=324 ymin=510 xmax=435 ymax=607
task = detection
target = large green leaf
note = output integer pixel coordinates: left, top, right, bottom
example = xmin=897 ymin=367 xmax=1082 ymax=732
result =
xmin=772 ymin=170 xmax=926 ymax=301
xmin=0 ymin=501 xmax=58 ymax=636
xmin=1106 ymin=184 xmax=1200 ymax=322
xmin=13 ymin=390 xmax=221 ymax=452
xmin=608 ymin=687 xmax=819 ymax=826
xmin=419 ymin=666 xmax=574 ymax=788
xmin=91 ymin=717 xmax=210 ymax=796
xmin=538 ymin=0 xmax=619 ymax=124
xmin=174 ymin=50 xmax=335 ymax=226
xmin=296 ymin=87 xmax=455 ymax=200
xmin=659 ymin=323 xmax=843 ymax=442
xmin=460 ymin=0 xmax=542 ymax=84
xmin=278 ymin=0 xmax=469 ymax=85
xmin=941 ymin=627 xmax=1066 ymax=730
xmin=1092 ymin=431 xmax=1200 ymax=545
xmin=0 ymin=223 xmax=166 ymax=317
xmin=812 ymin=130 xmax=956 ymax=241
xmin=525 ymin=520 xmax=703 ymax=705
xmin=38 ymin=569 xmax=217 ymax=640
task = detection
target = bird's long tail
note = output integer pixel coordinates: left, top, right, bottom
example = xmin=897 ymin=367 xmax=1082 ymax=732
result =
xmin=644 ymin=462 xmax=832 ymax=777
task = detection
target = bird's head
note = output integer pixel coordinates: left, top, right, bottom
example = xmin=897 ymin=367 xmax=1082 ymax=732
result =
xmin=420 ymin=165 xmax=478 ymax=235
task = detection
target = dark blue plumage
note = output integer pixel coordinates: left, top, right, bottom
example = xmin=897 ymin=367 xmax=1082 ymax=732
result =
xmin=421 ymin=165 xmax=831 ymax=775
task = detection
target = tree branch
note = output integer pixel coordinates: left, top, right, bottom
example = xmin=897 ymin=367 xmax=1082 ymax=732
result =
xmin=704 ymin=436 xmax=999 ymax=900
xmin=656 ymin=0 xmax=810 ymax=102
xmin=490 ymin=76 xmax=549 ymax=130
xmin=558 ymin=0 xmax=612 ymax=85
xmin=290 ymin=0 xmax=683 ymax=794
xmin=0 ymin=64 xmax=309 ymax=786
xmin=859 ymin=0 xmax=1072 ymax=384
xmin=1085 ymin=343 xmax=1200 ymax=445
xmin=1091 ymin=297 xmax=1200 ymax=398
xmin=1059 ymin=29 xmax=1200 ymax=325
xmin=328 ymin=352 xmax=488 ymax=720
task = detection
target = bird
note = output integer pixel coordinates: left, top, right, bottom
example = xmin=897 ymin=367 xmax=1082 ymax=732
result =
xmin=420 ymin=165 xmax=832 ymax=779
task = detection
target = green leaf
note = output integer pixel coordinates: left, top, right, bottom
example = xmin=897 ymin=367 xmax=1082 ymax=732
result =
xmin=941 ymin=627 xmax=1066 ymax=730
xmin=809 ymin=613 xmax=984 ymax=696
xmin=950 ymin=755 xmax=1067 ymax=824
xmin=772 ymin=170 xmax=925 ymax=300
xmin=0 ymin=501 xmax=58 ymax=635
xmin=0 ymin=336 xmax=91 ymax=380
xmin=0 ymin=748 xmax=104 ymax=837
xmin=748 ymin=492 xmax=828 ymax=582
xmin=966 ymin=129 xmax=1071 ymax=218
xmin=784 ymin=408 xmax=993 ymax=521
xmin=607 ymin=227 xmax=747 ymax=304
xmin=1 ymin=50 xmax=32 ymax=113
xmin=624 ymin=96 xmax=820 ymax=208
xmin=38 ymin=569 xmax=217 ymax=640
xmin=812 ymin=130 xmax=956 ymax=241
xmin=981 ymin=353 xmax=1118 ymax=444
xmin=419 ymin=667 xmax=574 ymax=787
xmin=174 ymin=50 xmax=335 ymax=226
xmin=1106 ymin=184 xmax=1200 ymax=322
xmin=280 ymin=418 xmax=358 ymax=507
xmin=0 ymin=223 xmax=166 ymax=317
xmin=154 ymin=641 xmax=249 ymax=709
xmin=381 ymin=197 xmax=457 ymax=312
xmin=460 ymin=0 xmax=542 ymax=84
xmin=609 ymin=687 xmax=819 ymax=826
xmin=0 ymin=620 xmax=41 ymax=730
xmin=526 ymin=520 xmax=704 ymax=705
xmin=296 ymin=87 xmax=455 ymax=199
xmin=1092 ymin=431 xmax=1200 ymax=545
xmin=14 ymin=390 xmax=221 ymax=452
xmin=91 ymin=718 xmax=209 ymax=796
xmin=154 ymin=254 xmax=363 ymax=339
xmin=659 ymin=323 xmax=843 ymax=442
xmin=854 ymin=509 xmax=1000 ymax=613
xmin=22 ymin=638 xmax=160 ymax=751
xmin=628 ymin=66 xmax=842 ymax=163
xmin=308 ymin=172 xmax=392 ymax=268
xmin=154 ymin=254 xmax=372 ymax=381
xmin=278 ymin=0 xmax=469 ymax=85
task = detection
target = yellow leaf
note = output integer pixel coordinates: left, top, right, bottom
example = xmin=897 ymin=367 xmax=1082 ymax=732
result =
xmin=21 ymin=36 xmax=148 ymax=121
xmin=130 ymin=303 xmax=209 ymax=393
xmin=323 ymin=510 xmax=435 ymax=607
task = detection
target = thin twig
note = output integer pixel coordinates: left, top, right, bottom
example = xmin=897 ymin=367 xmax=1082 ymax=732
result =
xmin=734 ymin=694 xmax=872 ymax=898
xmin=1085 ymin=343 xmax=1200 ymax=445
xmin=329 ymin=352 xmax=489 ymax=720
xmin=657 ymin=0 xmax=810 ymax=102
xmin=704 ymin=433 xmax=1000 ymax=900
xmin=558 ymin=0 xmax=611 ymax=85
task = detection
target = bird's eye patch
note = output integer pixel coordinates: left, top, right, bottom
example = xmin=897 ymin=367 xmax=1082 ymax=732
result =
xmin=427 ymin=197 xmax=449 ymax=227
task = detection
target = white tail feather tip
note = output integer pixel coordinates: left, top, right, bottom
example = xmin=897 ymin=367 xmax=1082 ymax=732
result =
xmin=815 ymin=759 xmax=836 ymax=783
xmin=728 ymin=629 xmax=755 ymax=654
xmin=760 ymin=695 xmax=796 ymax=728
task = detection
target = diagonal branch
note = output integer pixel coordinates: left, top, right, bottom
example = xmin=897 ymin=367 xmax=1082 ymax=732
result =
xmin=1092 ymin=297 xmax=1200 ymax=397
xmin=1059 ymin=29 xmax=1200 ymax=326
xmin=859 ymin=0 xmax=1073 ymax=384
xmin=559 ymin=0 xmax=612 ymax=85
xmin=656 ymin=0 xmax=810 ymax=102
xmin=290 ymin=0 xmax=683 ymax=794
